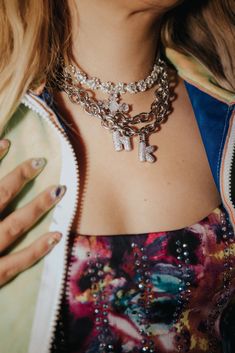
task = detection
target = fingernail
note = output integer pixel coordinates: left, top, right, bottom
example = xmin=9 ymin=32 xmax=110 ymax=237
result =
xmin=48 ymin=232 xmax=63 ymax=247
xmin=32 ymin=158 xmax=47 ymax=170
xmin=0 ymin=139 xmax=10 ymax=150
xmin=50 ymin=185 xmax=67 ymax=200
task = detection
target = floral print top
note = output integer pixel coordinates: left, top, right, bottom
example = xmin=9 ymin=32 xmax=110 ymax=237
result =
xmin=52 ymin=203 xmax=235 ymax=353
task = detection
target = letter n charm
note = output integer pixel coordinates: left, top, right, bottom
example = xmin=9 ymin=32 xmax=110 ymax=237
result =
xmin=112 ymin=131 xmax=132 ymax=151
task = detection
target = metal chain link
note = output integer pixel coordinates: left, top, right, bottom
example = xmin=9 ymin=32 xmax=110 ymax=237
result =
xmin=56 ymin=57 xmax=170 ymax=140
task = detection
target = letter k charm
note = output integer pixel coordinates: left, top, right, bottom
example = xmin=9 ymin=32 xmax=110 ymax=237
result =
xmin=138 ymin=136 xmax=156 ymax=163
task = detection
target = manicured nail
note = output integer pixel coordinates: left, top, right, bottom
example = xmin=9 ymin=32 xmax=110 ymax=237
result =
xmin=50 ymin=185 xmax=67 ymax=200
xmin=48 ymin=232 xmax=63 ymax=247
xmin=0 ymin=139 xmax=10 ymax=150
xmin=31 ymin=158 xmax=47 ymax=170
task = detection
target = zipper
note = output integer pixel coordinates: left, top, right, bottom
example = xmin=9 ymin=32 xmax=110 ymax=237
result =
xmin=220 ymin=107 xmax=235 ymax=231
xmin=21 ymin=93 xmax=80 ymax=353
xmin=227 ymin=143 xmax=235 ymax=209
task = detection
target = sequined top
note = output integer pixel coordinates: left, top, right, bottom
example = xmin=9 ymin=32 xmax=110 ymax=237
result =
xmin=52 ymin=203 xmax=235 ymax=353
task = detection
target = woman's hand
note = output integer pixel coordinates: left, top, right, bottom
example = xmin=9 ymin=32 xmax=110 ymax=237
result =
xmin=0 ymin=139 xmax=67 ymax=287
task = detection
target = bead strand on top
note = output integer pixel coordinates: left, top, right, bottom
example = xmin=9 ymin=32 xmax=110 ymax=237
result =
xmin=131 ymin=242 xmax=156 ymax=353
xmin=173 ymin=239 xmax=194 ymax=353
xmin=87 ymin=252 xmax=115 ymax=353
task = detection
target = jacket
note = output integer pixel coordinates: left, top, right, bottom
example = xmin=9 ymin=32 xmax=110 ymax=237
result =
xmin=0 ymin=47 xmax=235 ymax=353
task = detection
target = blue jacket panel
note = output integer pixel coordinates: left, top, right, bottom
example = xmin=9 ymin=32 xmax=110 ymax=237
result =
xmin=184 ymin=81 xmax=235 ymax=193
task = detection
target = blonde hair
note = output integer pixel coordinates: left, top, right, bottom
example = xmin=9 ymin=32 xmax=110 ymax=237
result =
xmin=0 ymin=0 xmax=71 ymax=131
xmin=161 ymin=0 xmax=235 ymax=91
xmin=0 ymin=0 xmax=234 ymax=132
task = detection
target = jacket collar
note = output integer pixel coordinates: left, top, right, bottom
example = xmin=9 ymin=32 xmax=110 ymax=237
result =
xmin=164 ymin=47 xmax=235 ymax=106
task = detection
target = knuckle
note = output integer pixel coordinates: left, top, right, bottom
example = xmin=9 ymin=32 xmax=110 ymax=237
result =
xmin=39 ymin=191 xmax=54 ymax=210
xmin=31 ymin=203 xmax=46 ymax=218
xmin=0 ymin=266 xmax=16 ymax=285
xmin=30 ymin=194 xmax=52 ymax=220
xmin=6 ymin=217 xmax=25 ymax=237
xmin=19 ymin=161 xmax=33 ymax=182
xmin=27 ymin=245 xmax=42 ymax=263
xmin=0 ymin=186 xmax=12 ymax=207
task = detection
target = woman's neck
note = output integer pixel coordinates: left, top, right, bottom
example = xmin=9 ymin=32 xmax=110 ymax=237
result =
xmin=70 ymin=1 xmax=164 ymax=83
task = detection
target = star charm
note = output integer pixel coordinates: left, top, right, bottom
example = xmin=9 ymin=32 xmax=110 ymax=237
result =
xmin=103 ymin=93 xmax=130 ymax=115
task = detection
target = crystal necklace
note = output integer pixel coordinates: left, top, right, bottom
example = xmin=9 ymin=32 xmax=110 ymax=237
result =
xmin=70 ymin=60 xmax=160 ymax=115
xmin=56 ymin=55 xmax=170 ymax=163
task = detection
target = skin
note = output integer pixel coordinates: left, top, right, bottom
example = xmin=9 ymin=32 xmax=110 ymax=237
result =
xmin=55 ymin=0 xmax=222 ymax=235
xmin=70 ymin=0 xmax=183 ymax=87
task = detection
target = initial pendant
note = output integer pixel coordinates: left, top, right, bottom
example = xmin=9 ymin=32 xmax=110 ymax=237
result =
xmin=112 ymin=130 xmax=132 ymax=152
xmin=138 ymin=135 xmax=156 ymax=163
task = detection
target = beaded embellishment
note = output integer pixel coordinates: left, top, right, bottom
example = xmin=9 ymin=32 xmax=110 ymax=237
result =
xmin=205 ymin=210 xmax=234 ymax=353
xmin=87 ymin=252 xmax=116 ymax=353
xmin=51 ymin=205 xmax=235 ymax=353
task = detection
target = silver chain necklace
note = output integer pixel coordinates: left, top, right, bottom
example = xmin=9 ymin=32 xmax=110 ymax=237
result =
xmin=56 ymin=56 xmax=170 ymax=163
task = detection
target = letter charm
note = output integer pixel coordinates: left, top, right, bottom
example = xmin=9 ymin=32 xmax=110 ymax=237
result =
xmin=138 ymin=135 xmax=156 ymax=163
xmin=112 ymin=130 xmax=132 ymax=151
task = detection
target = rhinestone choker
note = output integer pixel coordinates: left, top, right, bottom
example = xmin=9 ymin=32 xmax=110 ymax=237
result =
xmin=69 ymin=59 xmax=160 ymax=95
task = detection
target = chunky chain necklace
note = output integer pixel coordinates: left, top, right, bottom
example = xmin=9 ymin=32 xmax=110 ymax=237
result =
xmin=56 ymin=55 xmax=170 ymax=163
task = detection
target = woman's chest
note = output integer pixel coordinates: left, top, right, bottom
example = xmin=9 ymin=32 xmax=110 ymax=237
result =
xmin=65 ymin=78 xmax=221 ymax=236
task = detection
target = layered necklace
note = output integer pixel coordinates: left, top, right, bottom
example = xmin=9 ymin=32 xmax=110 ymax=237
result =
xmin=56 ymin=54 xmax=170 ymax=163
